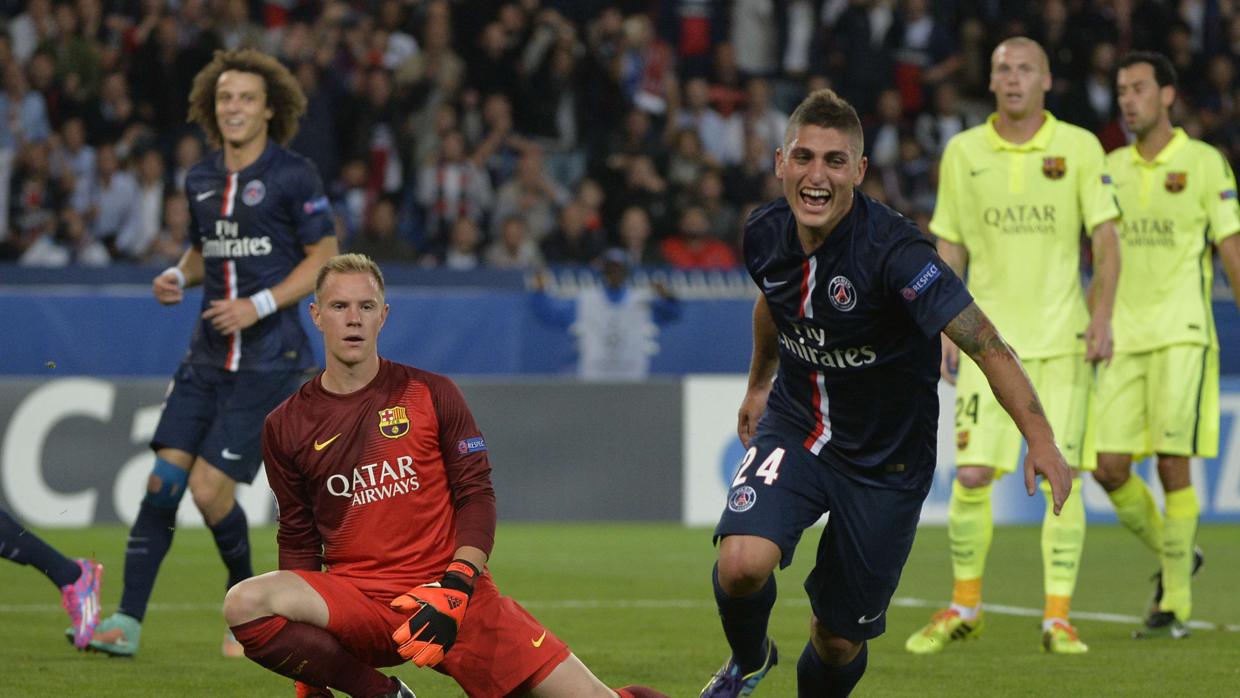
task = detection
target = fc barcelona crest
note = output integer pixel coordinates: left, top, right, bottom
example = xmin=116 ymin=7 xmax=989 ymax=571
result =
xmin=1165 ymin=172 xmax=1187 ymax=193
xmin=1042 ymin=157 xmax=1066 ymax=180
xmin=378 ymin=406 xmax=410 ymax=439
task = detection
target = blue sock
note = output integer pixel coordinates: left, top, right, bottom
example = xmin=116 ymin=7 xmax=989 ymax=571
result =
xmin=0 ymin=509 xmax=79 ymax=588
xmin=119 ymin=456 xmax=188 ymax=622
xmin=713 ymin=562 xmax=776 ymax=674
xmin=798 ymin=640 xmax=867 ymax=698
xmin=208 ymin=504 xmax=252 ymax=590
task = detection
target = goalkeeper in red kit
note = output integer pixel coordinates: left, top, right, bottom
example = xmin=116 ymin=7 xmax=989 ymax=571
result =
xmin=221 ymin=253 xmax=667 ymax=698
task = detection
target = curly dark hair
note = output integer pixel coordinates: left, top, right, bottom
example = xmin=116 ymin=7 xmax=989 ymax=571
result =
xmin=187 ymin=48 xmax=306 ymax=147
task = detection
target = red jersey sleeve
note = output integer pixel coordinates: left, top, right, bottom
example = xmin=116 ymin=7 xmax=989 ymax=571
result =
xmin=262 ymin=411 xmax=324 ymax=571
xmin=427 ymin=376 xmax=497 ymax=557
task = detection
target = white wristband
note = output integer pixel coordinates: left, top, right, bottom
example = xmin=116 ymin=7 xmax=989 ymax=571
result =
xmin=162 ymin=266 xmax=185 ymax=289
xmin=250 ymin=289 xmax=278 ymax=319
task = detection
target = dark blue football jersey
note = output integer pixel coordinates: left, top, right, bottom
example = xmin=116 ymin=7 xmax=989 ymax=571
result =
xmin=744 ymin=193 xmax=973 ymax=490
xmin=184 ymin=143 xmax=333 ymax=372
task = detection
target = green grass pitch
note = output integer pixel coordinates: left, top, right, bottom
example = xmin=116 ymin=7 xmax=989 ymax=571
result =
xmin=1 ymin=523 xmax=1237 ymax=696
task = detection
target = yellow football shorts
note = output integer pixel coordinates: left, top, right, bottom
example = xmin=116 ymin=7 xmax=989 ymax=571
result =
xmin=1094 ymin=345 xmax=1219 ymax=458
xmin=953 ymin=352 xmax=1093 ymax=473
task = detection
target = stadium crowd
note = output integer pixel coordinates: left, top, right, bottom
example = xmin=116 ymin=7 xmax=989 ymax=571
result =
xmin=2 ymin=0 xmax=1239 ymax=271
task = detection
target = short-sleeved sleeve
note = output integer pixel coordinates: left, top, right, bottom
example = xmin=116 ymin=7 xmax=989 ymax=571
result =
xmin=1076 ymin=135 xmax=1121 ymax=233
xmin=1205 ymin=149 xmax=1240 ymax=244
xmin=885 ymin=234 xmax=974 ymax=338
xmin=929 ymin=138 xmax=964 ymax=243
xmin=287 ymin=160 xmax=335 ymax=247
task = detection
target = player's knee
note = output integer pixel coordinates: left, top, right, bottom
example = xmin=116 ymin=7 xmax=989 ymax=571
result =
xmin=142 ymin=456 xmax=190 ymax=509
xmin=222 ymin=579 xmax=268 ymax=626
xmin=955 ymin=466 xmax=994 ymax=490
xmin=716 ymin=549 xmax=774 ymax=596
xmin=1093 ymin=459 xmax=1130 ymax=492
xmin=809 ymin=615 xmax=862 ymax=666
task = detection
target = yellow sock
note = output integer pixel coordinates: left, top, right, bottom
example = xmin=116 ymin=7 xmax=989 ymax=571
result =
xmin=1042 ymin=478 xmax=1085 ymax=601
xmin=952 ymin=577 xmax=982 ymax=609
xmin=948 ymin=480 xmax=993 ymax=589
xmin=1160 ymin=486 xmax=1200 ymax=620
xmin=1044 ymin=594 xmax=1071 ymax=623
xmin=1106 ymin=475 xmax=1163 ymax=554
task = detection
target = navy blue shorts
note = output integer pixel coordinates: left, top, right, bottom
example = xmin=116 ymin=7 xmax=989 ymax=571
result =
xmin=713 ymin=429 xmax=928 ymax=641
xmin=151 ymin=363 xmax=305 ymax=484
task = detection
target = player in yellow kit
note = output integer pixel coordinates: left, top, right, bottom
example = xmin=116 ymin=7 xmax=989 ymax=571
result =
xmin=905 ymin=37 xmax=1121 ymax=655
xmin=1091 ymin=51 xmax=1240 ymax=640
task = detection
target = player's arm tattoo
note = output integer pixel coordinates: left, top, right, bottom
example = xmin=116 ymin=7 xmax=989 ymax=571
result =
xmin=944 ymin=303 xmax=1047 ymax=419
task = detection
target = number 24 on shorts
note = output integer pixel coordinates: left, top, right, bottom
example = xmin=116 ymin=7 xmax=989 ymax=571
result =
xmin=732 ymin=447 xmax=786 ymax=487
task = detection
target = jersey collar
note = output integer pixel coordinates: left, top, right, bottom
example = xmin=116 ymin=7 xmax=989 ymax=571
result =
xmin=1130 ymin=127 xmax=1188 ymax=166
xmin=212 ymin=141 xmax=278 ymax=176
xmin=983 ymin=111 xmax=1057 ymax=152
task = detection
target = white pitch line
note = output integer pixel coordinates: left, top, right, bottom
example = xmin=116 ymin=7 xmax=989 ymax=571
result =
xmin=1 ymin=597 xmax=1236 ymax=632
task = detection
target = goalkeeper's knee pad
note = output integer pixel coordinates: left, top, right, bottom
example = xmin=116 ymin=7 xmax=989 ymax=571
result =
xmin=143 ymin=456 xmax=190 ymax=510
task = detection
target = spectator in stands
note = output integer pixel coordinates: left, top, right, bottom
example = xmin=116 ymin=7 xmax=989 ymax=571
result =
xmin=594 ymin=106 xmax=661 ymax=193
xmin=1061 ymin=41 xmax=1119 ymax=140
xmin=85 ymin=71 xmax=138 ymax=148
xmin=25 ymin=50 xmax=64 ymax=127
xmin=665 ymin=126 xmax=711 ymax=201
xmin=20 ymin=206 xmax=109 ymax=267
xmin=10 ymin=0 xmax=56 ymax=65
xmin=865 ymin=88 xmax=906 ymax=171
xmin=417 ymin=129 xmax=493 ymax=247
xmin=436 ymin=216 xmax=484 ymax=271
xmin=470 ymin=92 xmax=535 ymax=192
xmin=170 ymin=133 xmax=203 ymax=194
xmin=88 ymin=141 xmax=139 ymax=258
xmin=4 ymin=140 xmax=64 ymax=259
xmin=573 ymin=176 xmax=608 ymax=241
xmin=486 ymin=214 xmax=543 ymax=270
xmin=616 ymin=205 xmax=665 ymax=267
xmin=696 ymin=168 xmax=739 ymax=251
xmin=619 ymin=14 xmax=674 ymax=115
xmin=914 ymin=81 xmax=976 ymax=159
xmin=332 ymin=158 xmax=369 ymax=242
xmin=0 ymin=59 xmax=51 ymax=246
xmin=730 ymin=0 xmax=781 ymax=78
xmin=468 ymin=20 xmax=520 ymax=100
xmin=661 ymin=205 xmax=738 ymax=270
xmin=887 ymin=0 xmax=961 ymax=114
xmin=824 ymin=0 xmax=894 ymax=115
xmin=51 ymin=116 xmax=94 ymax=214
xmin=491 ymin=147 xmax=569 ymax=244
xmin=532 ymin=247 xmax=681 ymax=381
xmin=541 ymin=201 xmax=605 ymax=266
xmin=607 ymin=154 xmax=672 ymax=238
xmin=741 ymin=77 xmax=788 ymax=154
xmin=42 ymin=1 xmax=103 ymax=102
xmin=348 ymin=196 xmax=416 ymax=263
xmin=674 ymin=76 xmax=743 ymax=166
xmin=724 ymin=131 xmax=773 ymax=206
xmin=111 ymin=147 xmax=165 ymax=262
xmin=144 ymin=191 xmax=190 ymax=267
xmin=707 ymin=41 xmax=746 ymax=117
xmin=340 ymin=67 xmax=407 ymax=199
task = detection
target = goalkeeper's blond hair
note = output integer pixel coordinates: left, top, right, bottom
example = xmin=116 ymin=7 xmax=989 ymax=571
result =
xmin=315 ymin=254 xmax=386 ymax=301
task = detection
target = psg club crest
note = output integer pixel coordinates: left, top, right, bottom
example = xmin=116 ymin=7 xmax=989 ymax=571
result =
xmin=828 ymin=275 xmax=857 ymax=312
xmin=728 ymin=485 xmax=757 ymax=513
xmin=242 ymin=180 xmax=266 ymax=206
xmin=378 ymin=406 xmax=410 ymax=439
xmin=1042 ymin=157 xmax=1066 ymax=180
xmin=1165 ymin=172 xmax=1187 ymax=193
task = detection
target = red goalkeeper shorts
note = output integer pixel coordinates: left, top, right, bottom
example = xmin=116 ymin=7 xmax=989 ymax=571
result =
xmin=294 ymin=570 xmax=570 ymax=698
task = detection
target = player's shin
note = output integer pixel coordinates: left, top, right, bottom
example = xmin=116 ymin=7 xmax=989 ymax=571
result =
xmin=1041 ymin=477 xmax=1085 ymax=626
xmin=230 ymin=616 xmax=393 ymax=697
xmin=120 ymin=456 xmax=189 ymax=620
xmin=1106 ymin=475 xmax=1163 ymax=554
xmin=712 ymin=562 xmax=777 ymax=674
xmin=209 ymin=503 xmax=253 ymax=589
xmin=1159 ymin=487 xmax=1199 ymax=619
xmin=796 ymin=640 xmax=867 ymax=698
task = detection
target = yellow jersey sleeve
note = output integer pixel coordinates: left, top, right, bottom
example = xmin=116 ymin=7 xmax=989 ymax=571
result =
xmin=1075 ymin=133 xmax=1121 ymax=233
xmin=1204 ymin=147 xmax=1240 ymax=244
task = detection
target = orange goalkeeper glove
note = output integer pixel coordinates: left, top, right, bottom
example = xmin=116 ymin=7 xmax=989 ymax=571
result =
xmin=391 ymin=560 xmax=480 ymax=667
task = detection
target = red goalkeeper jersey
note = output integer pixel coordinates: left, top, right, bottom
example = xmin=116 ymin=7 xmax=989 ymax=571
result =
xmin=262 ymin=358 xmax=497 ymax=602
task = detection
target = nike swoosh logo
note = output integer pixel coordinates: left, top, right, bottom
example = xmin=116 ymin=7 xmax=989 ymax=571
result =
xmin=314 ymin=433 xmax=342 ymax=451
xmin=196 ymin=190 xmax=217 ymax=202
xmin=969 ymin=168 xmax=989 ymax=177
xmin=762 ymin=277 xmax=788 ymax=289
xmin=221 ymin=448 xmax=242 ymax=461
xmin=857 ymin=612 xmax=883 ymax=624
xmin=531 ymin=630 xmax=547 ymax=648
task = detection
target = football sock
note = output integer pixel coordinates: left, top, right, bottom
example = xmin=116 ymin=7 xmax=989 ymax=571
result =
xmin=1159 ymin=486 xmax=1200 ymax=620
xmin=118 ymin=457 xmax=189 ymax=622
xmin=209 ymin=503 xmax=253 ymax=590
xmin=713 ymin=562 xmax=776 ymax=674
xmin=948 ymin=480 xmax=993 ymax=591
xmin=797 ymin=640 xmax=866 ymax=698
xmin=231 ymin=616 xmax=392 ymax=698
xmin=950 ymin=577 xmax=982 ymax=621
xmin=1043 ymin=595 xmax=1071 ymax=629
xmin=1106 ymin=474 xmax=1163 ymax=554
xmin=0 ymin=509 xmax=80 ymax=587
xmin=1041 ymin=477 xmax=1085 ymax=605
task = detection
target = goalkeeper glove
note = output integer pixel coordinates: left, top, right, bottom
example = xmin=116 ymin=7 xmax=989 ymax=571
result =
xmin=391 ymin=559 xmax=480 ymax=667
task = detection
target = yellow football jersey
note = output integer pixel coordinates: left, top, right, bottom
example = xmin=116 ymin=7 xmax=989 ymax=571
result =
xmin=1106 ymin=128 xmax=1240 ymax=352
xmin=931 ymin=112 xmax=1120 ymax=359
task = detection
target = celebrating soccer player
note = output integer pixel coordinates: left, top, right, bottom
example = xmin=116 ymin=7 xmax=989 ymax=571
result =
xmin=905 ymin=37 xmax=1121 ymax=656
xmin=1091 ymin=50 xmax=1240 ymax=639
xmin=221 ymin=254 xmax=667 ymax=698
xmin=700 ymin=88 xmax=1072 ymax=697
xmin=84 ymin=48 xmax=338 ymax=656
